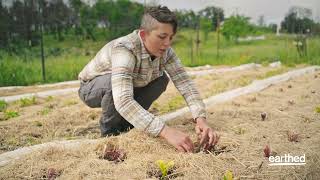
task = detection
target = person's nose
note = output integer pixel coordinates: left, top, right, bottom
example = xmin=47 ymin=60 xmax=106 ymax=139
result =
xmin=163 ymin=37 xmax=171 ymax=47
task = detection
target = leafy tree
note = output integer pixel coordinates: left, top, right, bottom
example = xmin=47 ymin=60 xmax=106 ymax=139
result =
xmin=0 ymin=1 xmax=11 ymax=49
xmin=221 ymin=15 xmax=252 ymax=42
xmin=198 ymin=6 xmax=224 ymax=31
xmin=281 ymin=7 xmax=315 ymax=34
xmin=175 ymin=10 xmax=198 ymax=28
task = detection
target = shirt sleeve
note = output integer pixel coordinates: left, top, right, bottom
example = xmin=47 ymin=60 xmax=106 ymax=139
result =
xmin=164 ymin=48 xmax=207 ymax=120
xmin=111 ymin=47 xmax=165 ymax=136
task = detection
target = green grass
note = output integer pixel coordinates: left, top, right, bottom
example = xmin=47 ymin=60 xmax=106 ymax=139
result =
xmin=0 ymin=29 xmax=319 ymax=86
xmin=38 ymin=108 xmax=51 ymax=116
xmin=19 ymin=96 xmax=37 ymax=107
xmin=2 ymin=110 xmax=19 ymax=121
xmin=0 ymin=100 xmax=7 ymax=112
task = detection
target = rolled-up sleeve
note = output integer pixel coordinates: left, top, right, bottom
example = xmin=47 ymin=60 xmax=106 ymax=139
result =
xmin=164 ymin=48 xmax=207 ymax=120
xmin=111 ymin=47 xmax=165 ymax=136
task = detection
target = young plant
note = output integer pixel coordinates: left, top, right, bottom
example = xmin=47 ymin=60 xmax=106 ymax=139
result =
xmin=223 ymin=170 xmax=233 ymax=180
xmin=287 ymin=131 xmax=299 ymax=142
xmin=315 ymin=106 xmax=320 ymax=113
xmin=264 ymin=145 xmax=271 ymax=158
xmin=47 ymin=168 xmax=61 ymax=180
xmin=39 ymin=108 xmax=51 ymax=115
xmin=0 ymin=100 xmax=7 ymax=112
xmin=156 ymin=160 xmax=175 ymax=179
xmin=33 ymin=121 xmax=43 ymax=127
xmin=3 ymin=110 xmax=19 ymax=120
xmin=100 ymin=144 xmax=126 ymax=163
xmin=19 ymin=96 xmax=37 ymax=107
xmin=261 ymin=112 xmax=267 ymax=121
xmin=46 ymin=96 xmax=54 ymax=102
xmin=63 ymin=100 xmax=78 ymax=106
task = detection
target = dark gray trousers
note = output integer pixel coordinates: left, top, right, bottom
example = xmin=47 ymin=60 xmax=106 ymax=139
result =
xmin=78 ymin=73 xmax=169 ymax=136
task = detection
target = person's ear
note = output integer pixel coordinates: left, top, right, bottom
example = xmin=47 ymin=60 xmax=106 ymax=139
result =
xmin=140 ymin=29 xmax=147 ymax=41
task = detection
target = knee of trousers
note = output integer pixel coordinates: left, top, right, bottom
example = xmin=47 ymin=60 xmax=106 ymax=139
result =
xmin=160 ymin=73 xmax=170 ymax=92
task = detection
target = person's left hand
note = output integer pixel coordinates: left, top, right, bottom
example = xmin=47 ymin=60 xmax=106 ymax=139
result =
xmin=195 ymin=117 xmax=220 ymax=151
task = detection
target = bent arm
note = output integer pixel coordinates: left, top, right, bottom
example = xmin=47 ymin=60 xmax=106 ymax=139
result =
xmin=164 ymin=48 xmax=206 ymax=121
xmin=111 ymin=48 xmax=165 ymax=136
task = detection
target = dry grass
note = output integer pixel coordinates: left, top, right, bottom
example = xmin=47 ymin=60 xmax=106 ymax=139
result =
xmin=0 ymin=66 xmax=292 ymax=153
xmin=0 ymin=68 xmax=319 ymax=179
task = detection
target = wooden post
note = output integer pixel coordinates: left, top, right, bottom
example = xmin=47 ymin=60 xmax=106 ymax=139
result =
xmin=190 ymin=36 xmax=194 ymax=65
xmin=216 ymin=13 xmax=220 ymax=60
xmin=196 ymin=16 xmax=200 ymax=57
xmin=39 ymin=0 xmax=46 ymax=81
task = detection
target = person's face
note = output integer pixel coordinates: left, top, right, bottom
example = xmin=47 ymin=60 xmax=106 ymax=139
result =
xmin=140 ymin=22 xmax=175 ymax=57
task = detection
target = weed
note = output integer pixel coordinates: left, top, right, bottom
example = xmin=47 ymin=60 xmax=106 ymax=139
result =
xmin=315 ymin=106 xmax=320 ymax=113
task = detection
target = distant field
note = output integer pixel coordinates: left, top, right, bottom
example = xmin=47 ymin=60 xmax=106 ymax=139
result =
xmin=0 ymin=29 xmax=319 ymax=86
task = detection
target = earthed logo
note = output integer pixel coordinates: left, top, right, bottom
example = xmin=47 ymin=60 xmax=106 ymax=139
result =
xmin=268 ymin=154 xmax=306 ymax=166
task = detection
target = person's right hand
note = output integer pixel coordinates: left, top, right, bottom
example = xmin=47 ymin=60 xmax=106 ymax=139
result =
xmin=159 ymin=125 xmax=194 ymax=153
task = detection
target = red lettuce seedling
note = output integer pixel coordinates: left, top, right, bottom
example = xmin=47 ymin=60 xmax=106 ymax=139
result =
xmin=264 ymin=145 xmax=271 ymax=158
xmin=287 ymin=131 xmax=299 ymax=142
xmin=261 ymin=112 xmax=267 ymax=121
xmin=100 ymin=144 xmax=126 ymax=162
xmin=47 ymin=168 xmax=60 ymax=180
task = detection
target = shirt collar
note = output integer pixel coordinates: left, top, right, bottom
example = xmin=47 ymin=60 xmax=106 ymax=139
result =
xmin=137 ymin=30 xmax=151 ymax=59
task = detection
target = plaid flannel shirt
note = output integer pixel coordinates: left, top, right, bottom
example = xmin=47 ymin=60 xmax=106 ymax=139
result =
xmin=79 ymin=30 xmax=206 ymax=136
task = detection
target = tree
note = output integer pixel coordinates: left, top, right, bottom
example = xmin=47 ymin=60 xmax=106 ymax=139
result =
xmin=281 ymin=7 xmax=315 ymax=34
xmin=175 ymin=10 xmax=198 ymax=28
xmin=221 ymin=15 xmax=252 ymax=42
xmin=0 ymin=1 xmax=11 ymax=49
xmin=268 ymin=23 xmax=278 ymax=33
xmin=198 ymin=6 xmax=224 ymax=31
xmin=45 ymin=0 xmax=71 ymax=41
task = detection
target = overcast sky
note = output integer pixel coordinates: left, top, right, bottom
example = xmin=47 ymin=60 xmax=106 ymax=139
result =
xmin=3 ymin=0 xmax=319 ymax=25
xmin=133 ymin=0 xmax=320 ymax=25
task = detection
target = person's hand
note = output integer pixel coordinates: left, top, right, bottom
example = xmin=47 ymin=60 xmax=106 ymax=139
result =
xmin=195 ymin=117 xmax=219 ymax=151
xmin=159 ymin=125 xmax=194 ymax=153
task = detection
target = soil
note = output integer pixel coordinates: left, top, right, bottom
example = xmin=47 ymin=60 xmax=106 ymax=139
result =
xmin=0 ymin=65 xmax=319 ymax=179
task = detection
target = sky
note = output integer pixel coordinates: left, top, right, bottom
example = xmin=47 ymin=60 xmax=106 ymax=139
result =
xmin=3 ymin=0 xmax=319 ymax=25
xmin=133 ymin=0 xmax=320 ymax=25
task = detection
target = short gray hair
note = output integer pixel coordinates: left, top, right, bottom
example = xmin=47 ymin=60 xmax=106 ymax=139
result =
xmin=140 ymin=6 xmax=177 ymax=34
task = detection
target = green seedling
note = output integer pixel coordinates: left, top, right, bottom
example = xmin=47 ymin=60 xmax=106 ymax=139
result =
xmin=156 ymin=160 xmax=175 ymax=179
xmin=19 ymin=96 xmax=37 ymax=107
xmin=63 ymin=100 xmax=78 ymax=106
xmin=46 ymin=96 xmax=54 ymax=102
xmin=39 ymin=108 xmax=51 ymax=115
xmin=315 ymin=106 xmax=320 ymax=113
xmin=0 ymin=100 xmax=8 ymax=112
xmin=235 ymin=127 xmax=245 ymax=135
xmin=33 ymin=121 xmax=43 ymax=127
xmin=3 ymin=110 xmax=19 ymax=120
xmin=223 ymin=170 xmax=233 ymax=180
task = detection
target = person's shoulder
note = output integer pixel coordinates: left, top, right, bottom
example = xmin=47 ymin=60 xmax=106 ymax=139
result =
xmin=112 ymin=30 xmax=140 ymax=53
